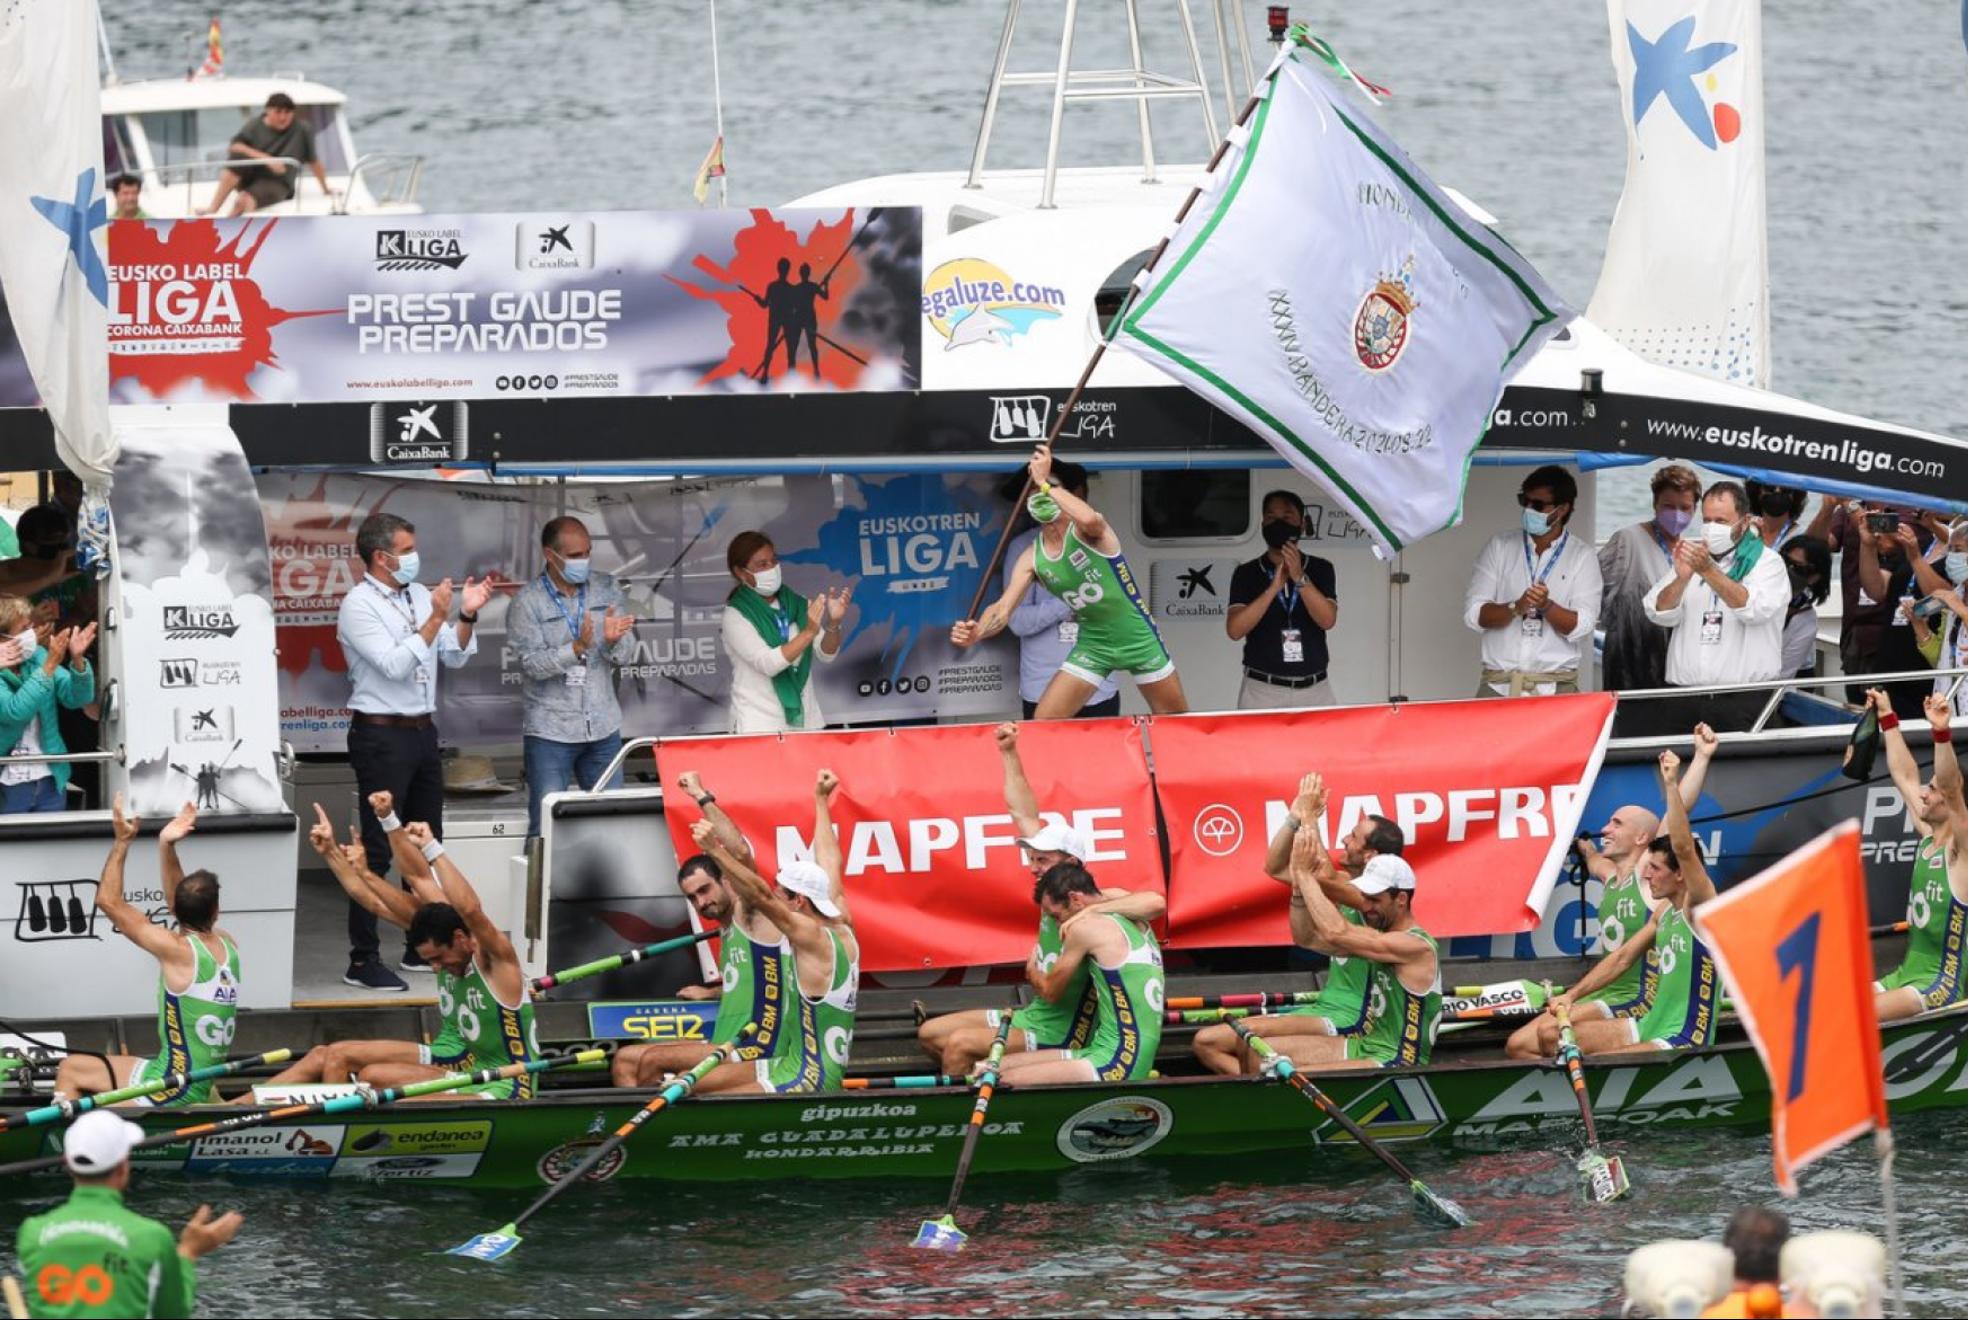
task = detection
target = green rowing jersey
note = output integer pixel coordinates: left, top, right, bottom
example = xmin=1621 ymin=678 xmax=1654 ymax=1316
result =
xmin=1029 ymin=526 xmax=1170 ymax=686
xmin=16 ymin=1185 xmax=194 ymax=1319
xmin=1072 ymin=914 xmax=1165 ymax=1081
xmin=1347 ymin=926 xmax=1441 ymax=1067
xmin=132 ymin=933 xmax=239 ymax=1105
xmin=1634 ymin=905 xmax=1719 ymax=1047
xmin=762 ymin=927 xmax=859 ymax=1093
xmin=1011 ymin=914 xmax=1099 ymax=1048
xmin=438 ymin=958 xmax=538 ymax=1097
xmin=1307 ymin=908 xmax=1370 ymax=1031
xmin=714 ymin=925 xmax=790 ymax=1057
xmin=1879 ymin=838 xmax=1968 ymax=997
xmin=1582 ymin=869 xmax=1653 ymax=1010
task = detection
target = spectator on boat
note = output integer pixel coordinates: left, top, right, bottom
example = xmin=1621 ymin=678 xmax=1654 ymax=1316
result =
xmin=1227 ymin=489 xmax=1339 ymax=708
xmin=15 ymin=1109 xmax=242 ymax=1319
xmin=720 ymin=530 xmax=851 ymax=734
xmin=509 ymin=516 xmax=639 ymax=839
xmin=1904 ymin=520 xmax=1968 ymax=716
xmin=336 ymin=511 xmax=494 ymax=990
xmin=1003 ymin=461 xmax=1120 ymax=718
xmin=1702 ymin=1206 xmax=1793 ymax=1319
xmin=1600 ymin=464 xmax=1702 ymax=705
xmin=1641 ymin=481 xmax=1789 ymax=733
xmin=1744 ymin=480 xmax=1811 ymax=553
xmin=110 ymin=171 xmax=146 ymax=220
xmin=1810 ymin=499 xmax=1938 ymax=718
xmin=0 ymin=595 xmax=96 ymax=815
xmin=200 ymin=92 xmax=333 ymax=216
xmin=1778 ymin=535 xmax=1833 ymax=679
xmin=1464 ymin=464 xmax=1600 ymax=698
xmin=1840 ymin=507 xmax=1949 ymax=720
xmin=0 ymin=502 xmax=78 ymax=601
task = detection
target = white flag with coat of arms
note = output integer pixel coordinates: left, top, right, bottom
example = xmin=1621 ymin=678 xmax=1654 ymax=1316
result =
xmin=1586 ymin=0 xmax=1768 ymax=387
xmin=1114 ymin=37 xmax=1570 ymax=556
xmin=0 ymin=0 xmax=115 ymax=486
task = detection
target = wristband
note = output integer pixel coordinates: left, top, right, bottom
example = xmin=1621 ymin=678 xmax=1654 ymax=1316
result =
xmin=460 ymin=610 xmax=479 ymax=624
xmin=1937 ymin=728 xmax=1954 ymax=745
xmin=1880 ymin=712 xmax=1900 ymax=732
xmin=378 ymin=812 xmax=402 ymax=833
xmin=695 ymin=793 xmax=716 ymax=808
xmin=420 ymin=839 xmax=445 ymax=862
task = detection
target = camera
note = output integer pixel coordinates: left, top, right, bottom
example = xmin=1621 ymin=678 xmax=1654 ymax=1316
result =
xmin=1913 ymin=594 xmax=1948 ymax=622
xmin=1865 ymin=511 xmax=1900 ymax=536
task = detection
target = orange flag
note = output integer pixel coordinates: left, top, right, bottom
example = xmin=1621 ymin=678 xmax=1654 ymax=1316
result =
xmin=1694 ymin=820 xmax=1888 ymax=1195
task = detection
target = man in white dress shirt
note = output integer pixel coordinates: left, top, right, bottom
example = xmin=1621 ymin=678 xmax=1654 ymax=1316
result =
xmin=335 ymin=511 xmax=493 ymax=990
xmin=1464 ymin=465 xmax=1602 ymax=698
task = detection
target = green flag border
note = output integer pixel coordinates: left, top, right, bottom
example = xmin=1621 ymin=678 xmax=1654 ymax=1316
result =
xmin=1119 ymin=51 xmax=1563 ymax=552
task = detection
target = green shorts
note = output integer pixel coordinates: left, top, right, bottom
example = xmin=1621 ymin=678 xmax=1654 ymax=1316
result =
xmin=1060 ymin=624 xmax=1176 ymax=687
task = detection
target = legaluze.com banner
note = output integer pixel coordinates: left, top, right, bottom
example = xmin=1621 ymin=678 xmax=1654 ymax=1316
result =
xmin=258 ymin=470 xmax=1017 ymax=751
xmin=93 ymin=207 xmax=919 ymax=410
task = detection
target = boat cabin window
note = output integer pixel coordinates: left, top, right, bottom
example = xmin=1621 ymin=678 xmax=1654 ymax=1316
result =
xmin=1139 ymin=470 xmax=1250 ymax=542
xmin=1094 ymin=248 xmax=1156 ymax=335
xmin=102 ymin=118 xmax=136 ymax=176
xmin=137 ymin=103 xmax=349 ymax=174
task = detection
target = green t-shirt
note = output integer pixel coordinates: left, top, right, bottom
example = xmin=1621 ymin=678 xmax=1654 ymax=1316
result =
xmin=15 ymin=1185 xmax=195 ymax=1319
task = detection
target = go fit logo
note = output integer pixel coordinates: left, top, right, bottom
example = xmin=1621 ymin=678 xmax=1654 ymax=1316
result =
xmin=1645 ymin=417 xmax=1947 ymax=480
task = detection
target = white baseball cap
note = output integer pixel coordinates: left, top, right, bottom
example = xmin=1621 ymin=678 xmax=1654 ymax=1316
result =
xmin=1354 ymin=854 xmax=1417 ymax=896
xmin=1016 ymin=821 xmax=1091 ymax=861
xmin=776 ymin=860 xmax=842 ymax=918
xmin=63 ymin=1109 xmax=145 ymax=1175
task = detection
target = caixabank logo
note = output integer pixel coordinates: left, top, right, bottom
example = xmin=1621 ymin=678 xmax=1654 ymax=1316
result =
xmin=369 ymin=401 xmax=469 ymax=464
xmin=375 ymin=227 xmax=469 ymax=272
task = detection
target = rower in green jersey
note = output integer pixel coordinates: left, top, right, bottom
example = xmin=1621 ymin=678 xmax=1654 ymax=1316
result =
xmin=53 ymin=798 xmax=242 ymax=1107
xmin=952 ymin=442 xmax=1189 ymax=719
xmin=1552 ymin=741 xmax=1723 ymax=1054
xmin=1193 ymin=773 xmax=1403 ymax=1075
xmin=267 ymin=798 xmax=539 ymax=1101
xmin=694 ymin=769 xmax=865 ymax=1095
xmin=17 ymin=1109 xmax=241 ymax=1319
xmin=613 ymin=771 xmax=794 ymax=1087
xmin=1871 ymin=690 xmax=1968 ymax=1020
xmin=1506 ymin=725 xmax=1718 ymax=1059
xmin=917 ymin=723 xmax=1164 ymax=1075
xmin=998 ymin=863 xmax=1166 ymax=1084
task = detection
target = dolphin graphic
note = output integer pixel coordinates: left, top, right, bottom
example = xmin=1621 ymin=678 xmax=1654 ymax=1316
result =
xmin=944 ymin=307 xmax=1015 ymax=351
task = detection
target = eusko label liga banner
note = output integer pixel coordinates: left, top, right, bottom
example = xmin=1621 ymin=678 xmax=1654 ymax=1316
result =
xmin=84 ymin=206 xmax=919 ymax=407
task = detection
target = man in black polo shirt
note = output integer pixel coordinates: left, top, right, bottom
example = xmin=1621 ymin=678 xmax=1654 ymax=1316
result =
xmin=200 ymin=92 xmax=334 ymax=216
xmin=1226 ymin=490 xmax=1339 ymax=708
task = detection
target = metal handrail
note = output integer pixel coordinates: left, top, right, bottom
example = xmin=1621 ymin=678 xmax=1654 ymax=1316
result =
xmin=590 ymin=736 xmax=663 ymax=795
xmin=0 ymin=750 xmax=122 ymax=766
xmin=342 ymin=152 xmax=425 ymax=212
xmin=144 ymin=156 xmax=303 ymax=214
xmin=1608 ymin=665 xmax=1968 ymax=741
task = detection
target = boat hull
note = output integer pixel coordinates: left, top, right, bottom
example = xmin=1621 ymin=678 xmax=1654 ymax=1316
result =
xmin=6 ymin=1009 xmax=1964 ymax=1189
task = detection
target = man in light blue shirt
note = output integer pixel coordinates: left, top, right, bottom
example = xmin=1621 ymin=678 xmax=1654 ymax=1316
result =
xmin=508 ymin=516 xmax=639 ymax=838
xmin=1003 ymin=461 xmax=1119 ymax=718
xmin=335 ymin=511 xmax=491 ymax=989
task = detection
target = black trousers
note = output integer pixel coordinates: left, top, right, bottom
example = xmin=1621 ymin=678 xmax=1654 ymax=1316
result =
xmin=344 ymin=720 xmax=445 ymax=964
xmin=1631 ymin=689 xmax=1773 ymax=738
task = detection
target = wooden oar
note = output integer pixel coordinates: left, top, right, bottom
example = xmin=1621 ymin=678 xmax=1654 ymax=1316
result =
xmin=0 ymin=1049 xmax=610 ymax=1180
xmin=2 ymin=1275 xmax=26 ymax=1320
xmin=0 ymin=1047 xmax=295 ymax=1132
xmin=449 ymin=1030 xmax=752 ymax=1261
xmin=1232 ymin=1022 xmax=1471 ymax=1229
xmin=530 ymin=928 xmax=717 ymax=994
xmin=912 ymin=1011 xmax=1016 ymax=1251
xmin=1547 ymin=988 xmax=1629 ymax=1202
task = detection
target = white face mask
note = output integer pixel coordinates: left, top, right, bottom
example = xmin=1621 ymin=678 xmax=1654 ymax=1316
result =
xmin=7 ymin=628 xmax=34 ymax=658
xmin=1703 ymin=521 xmax=1740 ymax=558
xmin=751 ymin=564 xmax=783 ymax=597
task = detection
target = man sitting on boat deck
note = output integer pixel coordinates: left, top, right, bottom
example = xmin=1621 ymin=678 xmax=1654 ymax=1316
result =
xmin=917 ymin=722 xmax=1165 ymax=1076
xmin=995 ymin=862 xmax=1166 ymax=1085
xmin=257 ymin=794 xmax=537 ymax=1098
xmin=1547 ymin=747 xmax=1722 ymax=1055
xmin=612 ymin=771 xmax=794 ymax=1086
xmin=53 ymin=797 xmax=241 ymax=1104
xmin=1869 ymin=689 xmax=1968 ymax=1021
xmin=688 ymin=770 xmax=862 ymax=1095
xmin=1191 ymin=772 xmax=1400 ymax=1075
xmin=1506 ymin=725 xmax=1718 ymax=1059
xmin=1265 ymin=780 xmax=1442 ymax=1071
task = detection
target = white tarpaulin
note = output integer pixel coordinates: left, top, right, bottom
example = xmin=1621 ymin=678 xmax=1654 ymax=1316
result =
xmin=1116 ymin=42 xmax=1570 ymax=555
xmin=0 ymin=0 xmax=114 ymax=484
xmin=1586 ymin=0 xmax=1769 ymax=387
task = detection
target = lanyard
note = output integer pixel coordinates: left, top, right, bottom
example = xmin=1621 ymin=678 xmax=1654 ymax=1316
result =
xmin=1274 ymin=568 xmax=1302 ymax=624
xmin=369 ymin=577 xmax=418 ymax=631
xmin=541 ymin=572 xmax=587 ymax=642
xmin=1647 ymin=521 xmax=1677 ymax=558
xmin=1522 ymin=531 xmax=1569 ymax=588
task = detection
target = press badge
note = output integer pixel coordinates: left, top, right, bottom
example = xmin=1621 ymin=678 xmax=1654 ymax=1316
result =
xmin=1520 ymin=613 xmax=1545 ymax=639
xmin=1058 ymin=621 xmax=1079 ymax=647
xmin=566 ymin=664 xmax=588 ymax=688
xmin=1700 ymin=610 xmax=1724 ymax=645
xmin=414 ymin=665 xmax=432 ymax=687
xmin=1281 ymin=629 xmax=1305 ymax=664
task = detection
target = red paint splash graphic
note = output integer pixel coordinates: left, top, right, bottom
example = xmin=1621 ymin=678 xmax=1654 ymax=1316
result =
xmin=108 ymin=218 xmax=339 ymax=400
xmin=667 ymin=208 xmax=868 ymax=389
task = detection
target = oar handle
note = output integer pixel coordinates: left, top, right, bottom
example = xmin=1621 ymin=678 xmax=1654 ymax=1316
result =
xmin=1544 ymin=983 xmax=1603 ymax=1149
xmin=5 ymin=1048 xmax=295 ymax=1131
xmin=531 ymin=928 xmax=717 ymax=993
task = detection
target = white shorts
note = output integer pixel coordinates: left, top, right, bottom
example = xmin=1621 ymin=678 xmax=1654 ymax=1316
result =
xmin=122 ymin=1057 xmax=156 ymax=1108
xmin=1616 ymin=1020 xmax=1673 ymax=1050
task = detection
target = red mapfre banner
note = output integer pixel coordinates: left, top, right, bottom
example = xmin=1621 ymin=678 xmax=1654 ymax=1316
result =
xmin=1151 ymin=693 xmax=1616 ymax=946
xmin=653 ymin=720 xmax=1161 ymax=973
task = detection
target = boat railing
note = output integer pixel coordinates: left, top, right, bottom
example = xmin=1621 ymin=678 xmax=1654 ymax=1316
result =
xmin=142 ymin=156 xmax=304 ymax=214
xmin=0 ymin=750 xmax=121 ymax=767
xmin=341 ymin=152 xmax=425 ymax=212
xmin=1608 ymin=665 xmax=1968 ymax=747
xmin=591 ymin=735 xmax=663 ymax=795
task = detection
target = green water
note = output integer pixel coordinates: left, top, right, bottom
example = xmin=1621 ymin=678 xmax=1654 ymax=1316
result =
xmin=6 ymin=1111 xmax=1962 ymax=1316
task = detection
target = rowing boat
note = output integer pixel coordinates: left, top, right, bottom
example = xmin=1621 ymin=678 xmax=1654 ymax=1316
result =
xmin=5 ymin=1005 xmax=1965 ymax=1189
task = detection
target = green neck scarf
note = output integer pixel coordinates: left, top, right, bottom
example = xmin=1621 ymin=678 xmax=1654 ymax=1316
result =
xmin=728 ymin=583 xmax=811 ymax=727
xmin=1723 ymin=529 xmax=1764 ymax=583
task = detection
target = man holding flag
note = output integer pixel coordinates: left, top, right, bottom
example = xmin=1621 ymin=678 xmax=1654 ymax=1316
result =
xmin=1866 ymin=689 xmax=1968 ymax=1021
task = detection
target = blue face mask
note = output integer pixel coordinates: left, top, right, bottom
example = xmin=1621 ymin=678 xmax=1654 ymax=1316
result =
xmin=557 ymin=554 xmax=592 ymax=586
xmin=1949 ymin=552 xmax=1968 ymax=585
xmin=390 ymin=550 xmax=420 ymax=587
xmin=1521 ymin=507 xmax=1552 ymax=537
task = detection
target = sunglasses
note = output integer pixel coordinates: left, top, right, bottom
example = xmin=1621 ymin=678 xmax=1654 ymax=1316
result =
xmin=1516 ymin=493 xmax=1564 ymax=512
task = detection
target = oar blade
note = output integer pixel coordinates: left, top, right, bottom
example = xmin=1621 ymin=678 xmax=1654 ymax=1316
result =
xmin=910 ymin=1214 xmax=968 ymax=1253
xmin=446 ymin=1223 xmax=522 ymax=1262
xmin=1409 ymin=1181 xmax=1473 ymax=1230
xmin=1577 ymin=1149 xmax=1631 ymax=1203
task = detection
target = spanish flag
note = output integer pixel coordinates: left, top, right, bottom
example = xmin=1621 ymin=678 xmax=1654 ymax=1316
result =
xmin=1694 ymin=821 xmax=1888 ymax=1195
xmin=691 ymin=134 xmax=725 ymax=205
xmin=195 ymin=16 xmax=223 ymax=78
